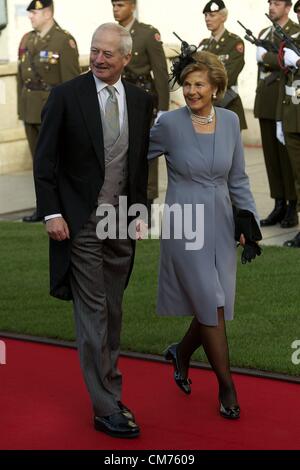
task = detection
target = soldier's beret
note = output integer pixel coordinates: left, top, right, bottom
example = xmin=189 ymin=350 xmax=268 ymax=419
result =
xmin=203 ymin=0 xmax=226 ymax=13
xmin=27 ymin=0 xmax=53 ymax=11
xmin=294 ymin=0 xmax=300 ymax=12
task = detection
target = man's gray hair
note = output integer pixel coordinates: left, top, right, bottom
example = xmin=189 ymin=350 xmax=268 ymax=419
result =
xmin=92 ymin=23 xmax=133 ymax=55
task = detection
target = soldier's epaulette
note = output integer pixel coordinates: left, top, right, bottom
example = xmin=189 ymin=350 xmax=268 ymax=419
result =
xmin=228 ymin=32 xmax=241 ymax=41
xmin=258 ymin=27 xmax=270 ymax=38
xmin=138 ymin=22 xmax=159 ymax=33
xmin=200 ymin=38 xmax=209 ymax=45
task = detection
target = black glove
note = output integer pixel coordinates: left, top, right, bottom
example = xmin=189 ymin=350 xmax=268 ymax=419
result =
xmin=241 ymin=241 xmax=262 ymax=264
xmin=234 ymin=208 xmax=262 ymax=242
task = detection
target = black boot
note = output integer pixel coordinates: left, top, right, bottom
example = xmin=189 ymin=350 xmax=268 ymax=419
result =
xmin=280 ymin=200 xmax=299 ymax=228
xmin=260 ymin=199 xmax=286 ymax=226
xmin=22 ymin=210 xmax=43 ymax=223
xmin=283 ymin=232 xmax=300 ymax=248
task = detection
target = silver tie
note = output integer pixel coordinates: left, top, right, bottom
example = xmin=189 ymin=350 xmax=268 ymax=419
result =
xmin=105 ymin=85 xmax=120 ymax=147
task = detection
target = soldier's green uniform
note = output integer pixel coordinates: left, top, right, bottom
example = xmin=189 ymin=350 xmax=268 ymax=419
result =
xmin=277 ymin=32 xmax=300 ymax=245
xmin=17 ymin=0 xmax=80 ymax=223
xmin=254 ymin=19 xmax=300 ymax=225
xmin=17 ymin=9 xmax=80 ymax=159
xmin=122 ymin=19 xmax=169 ymax=201
xmin=199 ymin=30 xmax=247 ymax=130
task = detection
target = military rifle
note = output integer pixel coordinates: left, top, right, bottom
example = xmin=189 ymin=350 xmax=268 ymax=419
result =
xmin=237 ymin=20 xmax=279 ymax=53
xmin=265 ymin=13 xmax=300 ymax=56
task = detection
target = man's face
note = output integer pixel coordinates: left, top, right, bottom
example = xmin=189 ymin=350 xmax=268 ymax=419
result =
xmin=90 ymin=30 xmax=131 ymax=84
xmin=204 ymin=12 xmax=225 ymax=33
xmin=268 ymin=1 xmax=291 ymax=22
xmin=28 ymin=8 xmax=49 ymax=32
xmin=112 ymin=1 xmax=135 ymax=25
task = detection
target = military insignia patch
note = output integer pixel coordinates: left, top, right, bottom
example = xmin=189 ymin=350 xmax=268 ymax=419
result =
xmin=35 ymin=1 xmax=43 ymax=9
xmin=154 ymin=33 xmax=161 ymax=42
xmin=236 ymin=42 xmax=244 ymax=53
xmin=69 ymin=39 xmax=77 ymax=49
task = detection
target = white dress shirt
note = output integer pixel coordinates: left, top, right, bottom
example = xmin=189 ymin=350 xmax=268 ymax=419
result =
xmin=45 ymin=75 xmax=126 ymax=222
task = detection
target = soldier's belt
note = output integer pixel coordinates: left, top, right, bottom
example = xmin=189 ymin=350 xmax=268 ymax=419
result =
xmin=285 ymin=85 xmax=300 ymax=98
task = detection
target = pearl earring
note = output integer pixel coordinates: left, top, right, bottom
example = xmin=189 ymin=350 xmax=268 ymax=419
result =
xmin=213 ymin=92 xmax=217 ymax=99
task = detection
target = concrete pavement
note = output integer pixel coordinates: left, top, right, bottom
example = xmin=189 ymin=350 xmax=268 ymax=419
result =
xmin=0 ymin=146 xmax=298 ymax=246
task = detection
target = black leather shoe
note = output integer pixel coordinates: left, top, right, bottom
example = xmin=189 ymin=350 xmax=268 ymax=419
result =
xmin=260 ymin=199 xmax=286 ymax=226
xmin=94 ymin=412 xmax=140 ymax=438
xmin=118 ymin=401 xmax=135 ymax=421
xmin=283 ymin=232 xmax=300 ymax=248
xmin=280 ymin=202 xmax=299 ymax=228
xmin=219 ymin=402 xmax=240 ymax=420
xmin=22 ymin=211 xmax=43 ymax=223
xmin=164 ymin=343 xmax=192 ymax=395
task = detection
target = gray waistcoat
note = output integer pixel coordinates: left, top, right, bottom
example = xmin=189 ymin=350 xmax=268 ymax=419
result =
xmin=98 ymin=104 xmax=129 ymax=206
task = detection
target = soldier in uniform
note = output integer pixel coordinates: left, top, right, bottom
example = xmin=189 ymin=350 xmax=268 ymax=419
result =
xmin=254 ymin=0 xmax=299 ymax=228
xmin=111 ymin=0 xmax=169 ymax=225
xmin=199 ymin=0 xmax=247 ymax=131
xmin=295 ymin=0 xmax=300 ymax=23
xmin=17 ymin=0 xmax=81 ymax=222
xmin=277 ymin=35 xmax=300 ymax=246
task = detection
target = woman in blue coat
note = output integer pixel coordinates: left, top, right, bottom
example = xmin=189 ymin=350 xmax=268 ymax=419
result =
xmin=148 ymin=51 xmax=260 ymax=419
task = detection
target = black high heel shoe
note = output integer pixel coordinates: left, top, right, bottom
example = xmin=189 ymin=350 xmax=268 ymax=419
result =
xmin=164 ymin=343 xmax=192 ymax=395
xmin=219 ymin=401 xmax=240 ymax=420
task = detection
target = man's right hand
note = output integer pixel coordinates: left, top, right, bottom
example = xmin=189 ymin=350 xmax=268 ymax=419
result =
xmin=46 ymin=217 xmax=70 ymax=241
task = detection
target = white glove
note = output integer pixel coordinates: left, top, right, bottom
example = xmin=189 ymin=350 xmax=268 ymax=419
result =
xmin=276 ymin=121 xmax=285 ymax=146
xmin=283 ymin=47 xmax=300 ymax=69
xmin=256 ymin=46 xmax=267 ymax=63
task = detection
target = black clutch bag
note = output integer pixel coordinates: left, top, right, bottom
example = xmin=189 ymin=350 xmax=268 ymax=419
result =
xmin=233 ymin=208 xmax=262 ymax=264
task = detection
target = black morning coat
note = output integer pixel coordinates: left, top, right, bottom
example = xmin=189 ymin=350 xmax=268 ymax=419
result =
xmin=34 ymin=70 xmax=153 ymax=300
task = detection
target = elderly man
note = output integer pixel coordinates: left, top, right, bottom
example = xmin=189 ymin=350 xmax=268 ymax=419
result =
xmin=254 ymin=0 xmax=300 ymax=229
xmin=17 ymin=0 xmax=80 ymax=223
xmin=199 ymin=0 xmax=247 ymax=131
xmin=34 ymin=23 xmax=153 ymax=438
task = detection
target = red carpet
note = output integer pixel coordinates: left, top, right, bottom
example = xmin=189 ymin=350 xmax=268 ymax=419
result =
xmin=0 ymin=338 xmax=299 ymax=450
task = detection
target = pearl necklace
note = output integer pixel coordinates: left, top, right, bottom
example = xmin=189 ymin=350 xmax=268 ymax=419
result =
xmin=190 ymin=107 xmax=215 ymax=125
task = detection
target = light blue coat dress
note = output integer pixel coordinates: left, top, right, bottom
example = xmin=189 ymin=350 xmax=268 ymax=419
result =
xmin=148 ymin=106 xmax=258 ymax=326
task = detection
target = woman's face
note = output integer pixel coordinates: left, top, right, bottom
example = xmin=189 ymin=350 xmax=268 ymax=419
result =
xmin=183 ymin=70 xmax=217 ymax=115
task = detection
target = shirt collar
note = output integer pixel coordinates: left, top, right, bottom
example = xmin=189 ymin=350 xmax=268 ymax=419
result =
xmin=211 ymin=27 xmax=226 ymax=43
xmin=93 ymin=75 xmax=123 ymax=95
xmin=123 ymin=18 xmax=136 ymax=32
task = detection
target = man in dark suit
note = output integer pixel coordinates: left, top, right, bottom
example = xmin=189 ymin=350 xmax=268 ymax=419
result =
xmin=34 ymin=23 xmax=153 ymax=438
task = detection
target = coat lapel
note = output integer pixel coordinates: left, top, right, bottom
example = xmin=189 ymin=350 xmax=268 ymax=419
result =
xmin=76 ymin=71 xmax=105 ymax=172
